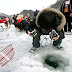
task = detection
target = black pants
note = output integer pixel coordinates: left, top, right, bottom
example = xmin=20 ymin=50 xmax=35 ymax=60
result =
xmin=33 ymin=29 xmax=62 ymax=48
xmin=64 ymin=13 xmax=71 ymax=32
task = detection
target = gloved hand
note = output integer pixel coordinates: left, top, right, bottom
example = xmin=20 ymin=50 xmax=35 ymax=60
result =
xmin=52 ymin=37 xmax=59 ymax=41
xmin=49 ymin=29 xmax=60 ymax=41
xmin=28 ymin=29 xmax=37 ymax=37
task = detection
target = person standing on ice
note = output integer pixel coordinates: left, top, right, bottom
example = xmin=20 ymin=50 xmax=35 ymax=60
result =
xmin=60 ymin=0 xmax=72 ymax=32
xmin=25 ymin=8 xmax=66 ymax=52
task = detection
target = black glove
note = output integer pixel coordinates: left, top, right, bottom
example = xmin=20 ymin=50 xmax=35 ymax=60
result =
xmin=27 ymin=29 xmax=37 ymax=37
xmin=49 ymin=29 xmax=60 ymax=41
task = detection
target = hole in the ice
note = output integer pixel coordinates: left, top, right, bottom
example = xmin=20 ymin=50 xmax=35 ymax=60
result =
xmin=43 ymin=54 xmax=69 ymax=70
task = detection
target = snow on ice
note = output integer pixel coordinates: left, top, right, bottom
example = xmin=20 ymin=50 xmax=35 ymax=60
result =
xmin=0 ymin=25 xmax=72 ymax=72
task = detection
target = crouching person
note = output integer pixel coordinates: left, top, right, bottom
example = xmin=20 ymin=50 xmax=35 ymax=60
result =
xmin=25 ymin=8 xmax=66 ymax=52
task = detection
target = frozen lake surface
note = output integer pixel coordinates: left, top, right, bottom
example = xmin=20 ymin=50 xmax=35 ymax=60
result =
xmin=0 ymin=25 xmax=72 ymax=72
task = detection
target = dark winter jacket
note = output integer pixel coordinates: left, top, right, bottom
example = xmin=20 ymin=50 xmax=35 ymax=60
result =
xmin=25 ymin=10 xmax=39 ymax=31
xmin=20 ymin=20 xmax=29 ymax=29
xmin=36 ymin=8 xmax=66 ymax=39
xmin=26 ymin=8 xmax=66 ymax=39
xmin=36 ymin=8 xmax=66 ymax=31
xmin=60 ymin=2 xmax=72 ymax=14
xmin=14 ymin=19 xmax=28 ymax=30
xmin=13 ymin=16 xmax=16 ymax=21
xmin=34 ymin=10 xmax=39 ymax=17
xmin=25 ymin=18 xmax=38 ymax=32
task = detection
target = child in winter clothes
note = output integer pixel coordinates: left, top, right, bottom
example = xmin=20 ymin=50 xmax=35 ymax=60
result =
xmin=25 ymin=8 xmax=66 ymax=52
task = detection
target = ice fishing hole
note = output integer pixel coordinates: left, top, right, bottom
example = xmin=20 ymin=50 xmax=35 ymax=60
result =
xmin=43 ymin=54 xmax=69 ymax=70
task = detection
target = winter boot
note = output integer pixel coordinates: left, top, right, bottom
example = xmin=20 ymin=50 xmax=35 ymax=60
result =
xmin=29 ymin=47 xmax=40 ymax=52
xmin=56 ymin=45 xmax=63 ymax=49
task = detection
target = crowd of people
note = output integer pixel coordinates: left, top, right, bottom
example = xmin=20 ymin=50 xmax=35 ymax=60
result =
xmin=0 ymin=17 xmax=12 ymax=29
xmin=12 ymin=0 xmax=72 ymax=33
xmin=12 ymin=13 xmax=32 ymax=30
xmin=0 ymin=0 xmax=72 ymax=52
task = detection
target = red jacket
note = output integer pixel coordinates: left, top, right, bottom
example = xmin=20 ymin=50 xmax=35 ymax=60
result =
xmin=17 ymin=19 xmax=23 ymax=23
xmin=0 ymin=18 xmax=6 ymax=23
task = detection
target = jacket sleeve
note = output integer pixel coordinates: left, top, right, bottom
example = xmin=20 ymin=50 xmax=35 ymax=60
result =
xmin=60 ymin=3 xmax=65 ymax=14
xmin=70 ymin=4 xmax=72 ymax=13
xmin=55 ymin=15 xmax=65 ymax=40
xmin=25 ymin=18 xmax=37 ymax=32
xmin=58 ymin=29 xmax=65 ymax=40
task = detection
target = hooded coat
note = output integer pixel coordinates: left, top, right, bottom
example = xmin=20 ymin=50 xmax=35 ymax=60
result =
xmin=36 ymin=8 xmax=66 ymax=32
xmin=35 ymin=8 xmax=66 ymax=39
xmin=26 ymin=8 xmax=66 ymax=39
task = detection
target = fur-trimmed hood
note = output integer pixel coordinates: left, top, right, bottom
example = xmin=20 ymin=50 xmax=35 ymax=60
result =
xmin=36 ymin=8 xmax=66 ymax=31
